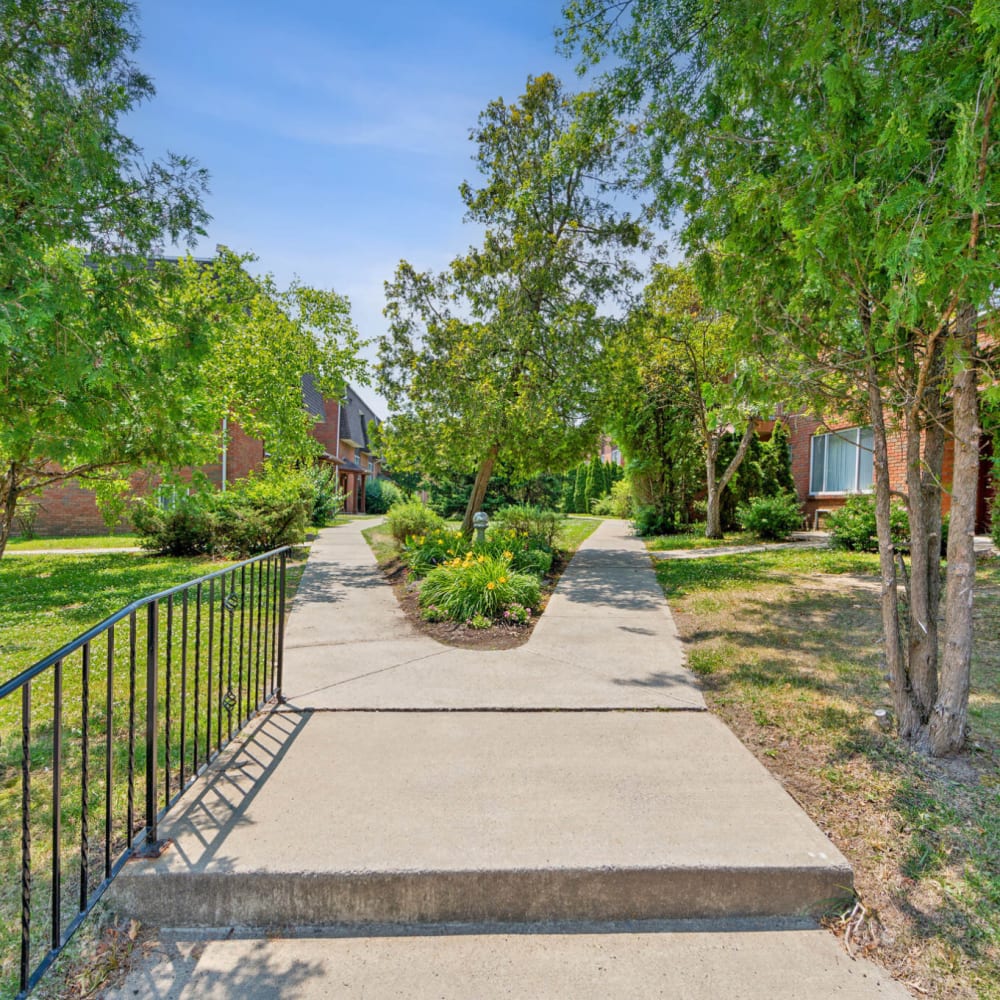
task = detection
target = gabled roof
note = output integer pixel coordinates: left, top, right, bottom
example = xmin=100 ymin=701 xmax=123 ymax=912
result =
xmin=339 ymin=383 xmax=381 ymax=452
xmin=301 ymin=373 xmax=326 ymax=422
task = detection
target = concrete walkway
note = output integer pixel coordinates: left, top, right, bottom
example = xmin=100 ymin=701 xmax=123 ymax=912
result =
xmin=280 ymin=517 xmax=703 ymax=710
xmin=108 ymin=518 xmax=910 ymax=999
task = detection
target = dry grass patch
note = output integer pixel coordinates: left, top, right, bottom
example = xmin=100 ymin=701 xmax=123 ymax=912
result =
xmin=657 ymin=551 xmax=1000 ymax=1000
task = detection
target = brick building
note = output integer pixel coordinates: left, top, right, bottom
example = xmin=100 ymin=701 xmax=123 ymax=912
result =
xmin=783 ymin=412 xmax=993 ymax=533
xmin=26 ymin=380 xmax=384 ymax=537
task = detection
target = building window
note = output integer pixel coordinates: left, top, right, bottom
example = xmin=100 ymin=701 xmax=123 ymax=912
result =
xmin=809 ymin=427 xmax=874 ymax=494
xmin=368 ymin=457 xmax=374 ymax=472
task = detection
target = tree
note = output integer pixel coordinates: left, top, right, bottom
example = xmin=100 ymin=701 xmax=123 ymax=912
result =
xmin=561 ymin=0 xmax=999 ymax=753
xmin=0 ymin=3 xmax=367 ymax=556
xmin=0 ymin=246 xmax=366 ymax=557
xmin=628 ymin=264 xmax=761 ymax=538
xmin=378 ymin=74 xmax=644 ymax=534
xmin=572 ymin=463 xmax=587 ymax=513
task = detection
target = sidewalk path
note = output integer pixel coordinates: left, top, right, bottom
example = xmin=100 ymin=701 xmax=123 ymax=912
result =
xmin=109 ymin=516 xmax=909 ymax=999
xmin=280 ymin=517 xmax=704 ymax=710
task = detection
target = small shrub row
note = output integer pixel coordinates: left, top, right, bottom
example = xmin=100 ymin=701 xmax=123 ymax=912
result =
xmin=132 ymin=467 xmax=313 ymax=558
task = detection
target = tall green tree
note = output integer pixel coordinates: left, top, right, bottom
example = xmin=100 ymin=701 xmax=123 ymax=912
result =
xmin=378 ymin=73 xmax=644 ymax=534
xmin=629 ymin=263 xmax=762 ymax=538
xmin=0 ymin=3 xmax=367 ymax=556
xmin=1 ymin=0 xmax=210 ymax=554
xmin=561 ymin=0 xmax=1000 ymax=753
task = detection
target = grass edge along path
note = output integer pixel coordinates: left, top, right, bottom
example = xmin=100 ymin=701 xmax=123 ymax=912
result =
xmin=654 ymin=547 xmax=1000 ymax=1000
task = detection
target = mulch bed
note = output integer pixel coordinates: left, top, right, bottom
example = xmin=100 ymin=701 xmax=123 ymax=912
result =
xmin=376 ymin=552 xmax=573 ymax=650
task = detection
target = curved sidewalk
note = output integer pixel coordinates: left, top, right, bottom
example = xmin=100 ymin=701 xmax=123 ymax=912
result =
xmin=280 ymin=517 xmax=705 ymax=710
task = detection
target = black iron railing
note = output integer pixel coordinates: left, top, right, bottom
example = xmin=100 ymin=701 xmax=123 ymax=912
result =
xmin=0 ymin=547 xmax=288 ymax=998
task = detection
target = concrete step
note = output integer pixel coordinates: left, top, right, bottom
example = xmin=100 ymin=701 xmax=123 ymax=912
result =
xmin=110 ymin=711 xmax=852 ymax=928
xmin=104 ymin=922 xmax=912 ymax=999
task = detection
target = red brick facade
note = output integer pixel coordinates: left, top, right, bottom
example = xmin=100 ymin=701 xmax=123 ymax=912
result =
xmin=24 ymin=384 xmax=384 ymax=536
xmin=785 ymin=412 xmax=990 ymax=531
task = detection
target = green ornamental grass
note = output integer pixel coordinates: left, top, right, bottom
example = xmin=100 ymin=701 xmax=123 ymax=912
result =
xmin=419 ymin=554 xmax=540 ymax=622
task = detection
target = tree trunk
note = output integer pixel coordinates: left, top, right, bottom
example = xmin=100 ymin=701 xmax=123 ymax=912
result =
xmin=704 ymin=438 xmax=721 ymax=538
xmin=868 ymin=364 xmax=925 ymax=743
xmin=704 ymin=421 xmax=755 ymax=539
xmin=905 ymin=398 xmax=943 ymax=717
xmin=931 ymin=307 xmax=979 ymax=755
xmin=461 ymin=443 xmax=500 ymax=536
xmin=0 ymin=463 xmax=20 ymax=559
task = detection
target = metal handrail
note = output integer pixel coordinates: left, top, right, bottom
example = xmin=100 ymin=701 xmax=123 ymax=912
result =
xmin=2 ymin=546 xmax=289 ymax=998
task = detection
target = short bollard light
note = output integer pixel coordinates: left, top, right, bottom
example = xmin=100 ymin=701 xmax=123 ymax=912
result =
xmin=473 ymin=510 xmax=489 ymax=546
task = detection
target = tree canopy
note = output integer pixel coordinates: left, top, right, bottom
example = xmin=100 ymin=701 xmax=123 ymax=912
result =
xmin=0 ymin=1 xmax=366 ymax=555
xmin=560 ymin=0 xmax=1000 ymax=753
xmin=378 ymin=73 xmax=644 ymax=532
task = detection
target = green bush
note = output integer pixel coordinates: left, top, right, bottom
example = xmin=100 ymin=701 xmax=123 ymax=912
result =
xmin=591 ymin=479 xmax=632 ymax=518
xmin=304 ymin=465 xmax=344 ymax=526
xmin=490 ymin=505 xmax=560 ymax=549
xmin=827 ymin=494 xmax=909 ymax=553
xmin=385 ymin=500 xmax=446 ymax=545
xmin=419 ymin=553 xmax=541 ymax=622
xmin=214 ymin=470 xmax=311 ymax=557
xmin=736 ymin=492 xmax=803 ymax=541
xmin=132 ymin=496 xmax=217 ymax=556
xmin=133 ymin=468 xmax=311 ymax=558
xmin=366 ymin=478 xmax=404 ymax=515
xmin=632 ymin=503 xmax=687 ymax=537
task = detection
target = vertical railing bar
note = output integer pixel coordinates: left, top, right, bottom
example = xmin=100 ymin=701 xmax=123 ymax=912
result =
xmin=226 ymin=569 xmax=236 ymax=741
xmin=244 ymin=562 xmax=253 ymax=717
xmin=51 ymin=658 xmax=63 ymax=950
xmin=104 ymin=628 xmax=114 ymax=880
xmin=277 ymin=550 xmax=287 ymax=697
xmin=145 ymin=602 xmax=159 ymax=844
xmin=262 ymin=558 xmax=272 ymax=698
xmin=237 ymin=564 xmax=246 ymax=725
xmin=79 ymin=642 xmax=90 ymax=912
xmin=164 ymin=594 xmax=173 ymax=811
xmin=254 ymin=558 xmax=264 ymax=707
xmin=206 ymin=579 xmax=214 ymax=765
xmin=180 ymin=590 xmax=188 ymax=790
xmin=20 ymin=681 xmax=32 ymax=994
xmin=194 ymin=583 xmax=202 ymax=774
xmin=217 ymin=575 xmax=226 ymax=753
xmin=127 ymin=612 xmax=136 ymax=849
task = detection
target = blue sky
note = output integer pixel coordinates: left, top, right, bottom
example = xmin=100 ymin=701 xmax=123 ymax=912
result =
xmin=128 ymin=0 xmax=577 ymax=416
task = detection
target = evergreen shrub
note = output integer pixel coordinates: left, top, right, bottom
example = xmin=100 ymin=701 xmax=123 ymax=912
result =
xmin=736 ymin=492 xmax=803 ymax=540
xmin=365 ymin=478 xmax=404 ymax=515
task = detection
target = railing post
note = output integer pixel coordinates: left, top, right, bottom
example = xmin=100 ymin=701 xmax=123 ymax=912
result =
xmin=277 ymin=550 xmax=287 ymax=698
xmin=145 ymin=601 xmax=159 ymax=846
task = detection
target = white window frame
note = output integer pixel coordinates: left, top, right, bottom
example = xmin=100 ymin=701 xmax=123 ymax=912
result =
xmin=809 ymin=427 xmax=874 ymax=495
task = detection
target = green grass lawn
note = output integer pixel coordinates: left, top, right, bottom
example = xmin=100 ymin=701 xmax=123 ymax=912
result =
xmin=656 ymin=548 xmax=1000 ymax=998
xmin=0 ymin=546 xmax=313 ymax=999
xmin=5 ymin=534 xmax=141 ymax=551
xmin=646 ymin=526 xmax=774 ymax=551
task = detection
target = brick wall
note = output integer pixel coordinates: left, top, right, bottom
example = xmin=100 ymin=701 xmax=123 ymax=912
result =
xmin=788 ymin=411 xmax=963 ymax=527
